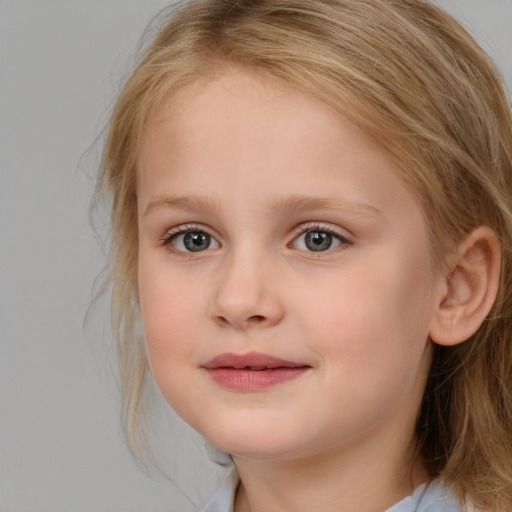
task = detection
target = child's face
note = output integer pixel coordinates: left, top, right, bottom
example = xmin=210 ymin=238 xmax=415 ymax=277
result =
xmin=137 ymin=69 xmax=441 ymax=464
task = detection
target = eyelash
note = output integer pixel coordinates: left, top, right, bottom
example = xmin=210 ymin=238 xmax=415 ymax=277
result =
xmin=160 ymin=222 xmax=351 ymax=255
xmin=160 ymin=224 xmax=218 ymax=252
xmin=289 ymin=222 xmax=351 ymax=253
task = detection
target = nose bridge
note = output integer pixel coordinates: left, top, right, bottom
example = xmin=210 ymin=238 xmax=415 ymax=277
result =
xmin=210 ymin=242 xmax=283 ymax=329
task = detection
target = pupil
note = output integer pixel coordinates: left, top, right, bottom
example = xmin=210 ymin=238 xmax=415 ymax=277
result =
xmin=305 ymin=231 xmax=332 ymax=251
xmin=184 ymin=232 xmax=210 ymax=252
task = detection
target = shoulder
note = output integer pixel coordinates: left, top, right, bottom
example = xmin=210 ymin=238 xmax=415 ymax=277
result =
xmin=465 ymin=499 xmax=477 ymax=512
xmin=463 ymin=495 xmax=495 ymax=512
xmin=200 ymin=472 xmax=480 ymax=512
xmin=387 ymin=480 xmax=464 ymax=512
xmin=201 ymin=468 xmax=239 ymax=512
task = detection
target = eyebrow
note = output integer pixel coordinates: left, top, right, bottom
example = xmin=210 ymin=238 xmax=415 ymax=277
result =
xmin=266 ymin=194 xmax=382 ymax=219
xmin=144 ymin=195 xmax=220 ymax=216
xmin=144 ymin=193 xmax=382 ymax=219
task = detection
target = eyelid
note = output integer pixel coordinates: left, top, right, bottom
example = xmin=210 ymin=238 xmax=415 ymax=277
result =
xmin=161 ymin=223 xmax=221 ymax=251
xmin=159 ymin=221 xmax=350 ymax=253
xmin=289 ymin=221 xmax=352 ymax=249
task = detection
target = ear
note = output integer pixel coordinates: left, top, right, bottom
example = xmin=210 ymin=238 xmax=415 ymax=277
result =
xmin=429 ymin=227 xmax=501 ymax=346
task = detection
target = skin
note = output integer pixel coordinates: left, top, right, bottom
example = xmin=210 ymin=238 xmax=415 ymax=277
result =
xmin=136 ymin=68 xmax=447 ymax=512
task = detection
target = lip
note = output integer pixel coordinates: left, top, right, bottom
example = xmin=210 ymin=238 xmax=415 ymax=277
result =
xmin=202 ymin=351 xmax=311 ymax=391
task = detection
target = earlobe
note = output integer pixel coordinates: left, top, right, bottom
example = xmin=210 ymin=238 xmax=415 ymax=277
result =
xmin=429 ymin=227 xmax=501 ymax=346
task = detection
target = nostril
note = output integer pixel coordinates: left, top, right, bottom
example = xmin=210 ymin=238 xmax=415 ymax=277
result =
xmin=212 ymin=314 xmax=266 ymax=328
xmin=216 ymin=316 xmax=231 ymax=326
xmin=248 ymin=315 xmax=266 ymax=324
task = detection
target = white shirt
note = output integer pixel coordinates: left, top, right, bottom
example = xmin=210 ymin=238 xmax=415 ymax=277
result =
xmin=201 ymin=469 xmax=464 ymax=512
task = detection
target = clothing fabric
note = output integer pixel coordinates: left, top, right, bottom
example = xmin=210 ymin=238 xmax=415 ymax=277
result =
xmin=201 ymin=468 xmax=464 ymax=512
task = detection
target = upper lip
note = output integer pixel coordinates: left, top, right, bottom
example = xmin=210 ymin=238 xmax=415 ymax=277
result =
xmin=202 ymin=351 xmax=309 ymax=370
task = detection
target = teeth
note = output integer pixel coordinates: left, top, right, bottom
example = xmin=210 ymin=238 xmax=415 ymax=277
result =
xmin=251 ymin=366 xmax=267 ymax=371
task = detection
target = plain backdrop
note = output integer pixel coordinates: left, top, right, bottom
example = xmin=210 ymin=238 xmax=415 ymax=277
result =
xmin=1 ymin=1 xmax=511 ymax=511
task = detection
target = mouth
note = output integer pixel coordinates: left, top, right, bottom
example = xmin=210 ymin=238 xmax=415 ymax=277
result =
xmin=202 ymin=351 xmax=311 ymax=391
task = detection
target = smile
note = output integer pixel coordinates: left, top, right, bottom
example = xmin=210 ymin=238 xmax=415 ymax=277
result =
xmin=202 ymin=352 xmax=311 ymax=391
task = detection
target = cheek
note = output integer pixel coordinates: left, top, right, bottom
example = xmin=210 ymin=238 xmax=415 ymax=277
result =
xmin=299 ymin=264 xmax=433 ymax=438
xmin=297 ymin=249 xmax=435 ymax=385
xmin=138 ymin=259 xmax=200 ymax=391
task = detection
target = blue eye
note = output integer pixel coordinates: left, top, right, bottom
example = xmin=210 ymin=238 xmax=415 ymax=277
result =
xmin=294 ymin=230 xmax=344 ymax=252
xmin=168 ymin=230 xmax=220 ymax=252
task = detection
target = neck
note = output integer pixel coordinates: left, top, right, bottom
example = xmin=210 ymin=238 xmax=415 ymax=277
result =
xmin=233 ymin=436 xmax=430 ymax=512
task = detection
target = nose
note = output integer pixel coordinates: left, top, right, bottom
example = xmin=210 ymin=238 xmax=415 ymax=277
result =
xmin=209 ymin=251 xmax=285 ymax=330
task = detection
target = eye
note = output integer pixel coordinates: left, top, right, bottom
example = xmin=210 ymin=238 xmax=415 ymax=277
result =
xmin=292 ymin=229 xmax=346 ymax=252
xmin=165 ymin=229 xmax=220 ymax=253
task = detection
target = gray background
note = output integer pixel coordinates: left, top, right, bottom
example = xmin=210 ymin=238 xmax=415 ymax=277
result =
xmin=1 ymin=1 xmax=511 ymax=511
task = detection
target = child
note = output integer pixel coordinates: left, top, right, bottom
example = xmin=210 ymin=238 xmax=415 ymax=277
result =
xmin=97 ymin=0 xmax=512 ymax=510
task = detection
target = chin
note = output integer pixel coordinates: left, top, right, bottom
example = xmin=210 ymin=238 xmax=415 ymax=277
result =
xmin=198 ymin=422 xmax=301 ymax=460
xmin=215 ymin=440 xmax=300 ymax=460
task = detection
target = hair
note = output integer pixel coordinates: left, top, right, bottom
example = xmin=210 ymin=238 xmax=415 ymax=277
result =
xmin=97 ymin=0 xmax=512 ymax=508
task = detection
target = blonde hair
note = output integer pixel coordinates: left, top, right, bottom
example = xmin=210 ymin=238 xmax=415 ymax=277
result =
xmin=98 ymin=0 xmax=512 ymax=508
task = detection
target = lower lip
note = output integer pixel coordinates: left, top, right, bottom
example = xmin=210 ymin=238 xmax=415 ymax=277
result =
xmin=206 ymin=367 xmax=309 ymax=391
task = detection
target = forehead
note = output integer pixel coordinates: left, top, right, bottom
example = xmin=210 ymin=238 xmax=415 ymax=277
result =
xmin=136 ymin=68 xmax=424 ymax=230
xmin=139 ymin=68 xmax=390 ymax=181
xmin=143 ymin=68 xmax=343 ymax=146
